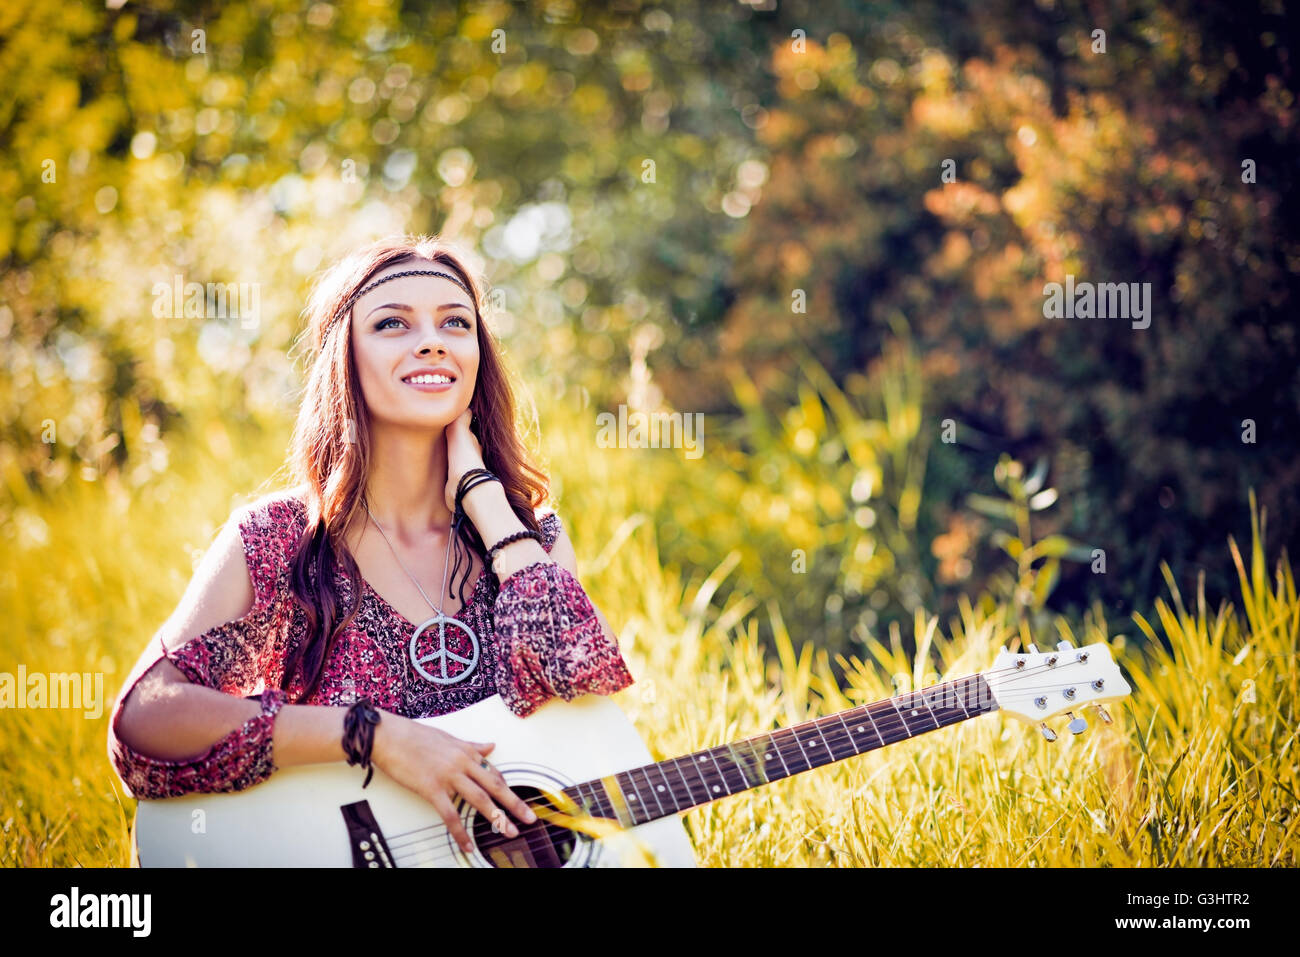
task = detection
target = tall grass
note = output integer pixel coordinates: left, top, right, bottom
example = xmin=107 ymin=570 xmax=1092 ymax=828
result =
xmin=0 ymin=380 xmax=1294 ymax=867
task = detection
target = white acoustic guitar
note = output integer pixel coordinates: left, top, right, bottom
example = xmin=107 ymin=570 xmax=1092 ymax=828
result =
xmin=132 ymin=641 xmax=1130 ymax=867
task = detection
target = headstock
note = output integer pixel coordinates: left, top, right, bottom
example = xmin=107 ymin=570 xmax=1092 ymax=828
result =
xmin=983 ymin=640 xmax=1131 ymax=741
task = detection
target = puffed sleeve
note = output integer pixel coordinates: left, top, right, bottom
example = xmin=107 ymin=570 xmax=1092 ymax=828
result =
xmin=493 ymin=511 xmax=636 ymax=718
xmin=106 ymin=495 xmax=301 ymax=800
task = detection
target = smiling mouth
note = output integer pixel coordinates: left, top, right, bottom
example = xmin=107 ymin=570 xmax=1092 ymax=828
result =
xmin=402 ymin=374 xmax=456 ymax=386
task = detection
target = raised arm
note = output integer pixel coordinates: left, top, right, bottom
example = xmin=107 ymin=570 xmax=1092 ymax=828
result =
xmin=459 ymin=489 xmax=635 ymax=718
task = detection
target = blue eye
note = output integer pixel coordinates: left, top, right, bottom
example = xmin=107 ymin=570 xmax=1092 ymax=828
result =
xmin=376 ymin=316 xmax=471 ymax=330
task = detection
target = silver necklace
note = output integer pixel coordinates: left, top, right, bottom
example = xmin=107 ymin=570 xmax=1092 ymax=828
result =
xmin=363 ymin=502 xmax=481 ymax=686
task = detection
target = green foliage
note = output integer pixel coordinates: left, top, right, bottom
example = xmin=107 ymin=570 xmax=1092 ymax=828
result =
xmin=672 ymin=0 xmax=1300 ymax=612
xmin=611 ymin=333 xmax=935 ymax=674
xmin=967 ymin=453 xmax=1094 ymax=631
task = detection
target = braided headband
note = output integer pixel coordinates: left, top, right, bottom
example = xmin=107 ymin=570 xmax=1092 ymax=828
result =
xmin=335 ymin=268 xmax=476 ymax=327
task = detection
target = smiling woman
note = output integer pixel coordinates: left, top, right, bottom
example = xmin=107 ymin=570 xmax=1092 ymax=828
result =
xmin=108 ymin=234 xmax=636 ymax=857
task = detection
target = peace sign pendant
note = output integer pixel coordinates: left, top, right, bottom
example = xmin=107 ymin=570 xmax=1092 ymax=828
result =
xmin=409 ymin=614 xmax=481 ymax=686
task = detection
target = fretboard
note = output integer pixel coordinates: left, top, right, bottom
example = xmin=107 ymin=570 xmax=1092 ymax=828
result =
xmin=560 ymin=673 xmax=996 ymax=828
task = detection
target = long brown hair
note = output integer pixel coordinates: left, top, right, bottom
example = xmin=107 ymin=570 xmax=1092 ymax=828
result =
xmin=276 ymin=234 xmax=551 ymax=704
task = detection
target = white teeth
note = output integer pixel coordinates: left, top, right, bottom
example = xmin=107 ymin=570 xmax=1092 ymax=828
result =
xmin=405 ymin=374 xmax=453 ymax=384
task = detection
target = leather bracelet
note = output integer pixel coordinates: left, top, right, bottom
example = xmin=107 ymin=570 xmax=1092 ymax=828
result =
xmin=456 ymin=467 xmax=495 ymax=499
xmin=455 ymin=468 xmax=499 ymax=516
xmin=343 ymin=698 xmax=382 ymax=789
xmin=457 ymin=472 xmax=499 ymax=508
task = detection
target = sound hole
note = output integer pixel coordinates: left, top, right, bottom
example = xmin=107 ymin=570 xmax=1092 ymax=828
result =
xmin=469 ymin=785 xmax=582 ymax=868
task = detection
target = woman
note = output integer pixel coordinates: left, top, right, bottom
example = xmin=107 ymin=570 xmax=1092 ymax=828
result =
xmin=108 ymin=234 xmax=636 ymax=856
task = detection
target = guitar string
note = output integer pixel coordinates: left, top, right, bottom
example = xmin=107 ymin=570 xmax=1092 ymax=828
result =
xmin=381 ymin=655 xmax=1098 ymax=859
xmin=380 ymin=665 xmax=1088 ymax=856
xmin=380 ymin=672 xmax=994 ymax=843
xmin=383 ymin=661 xmax=1096 ymax=850
xmin=386 ymin=696 xmax=1103 ymax=864
xmin=379 ymin=666 xmax=1089 ymax=849
xmin=367 ymin=668 xmax=1103 ymax=867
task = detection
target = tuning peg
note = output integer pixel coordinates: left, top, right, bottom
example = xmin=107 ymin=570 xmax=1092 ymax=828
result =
xmin=1057 ymin=639 xmax=1074 ymax=650
xmin=1038 ymin=722 xmax=1057 ymax=742
xmin=1092 ymin=703 xmax=1113 ymax=725
xmin=1065 ymin=711 xmax=1088 ymax=735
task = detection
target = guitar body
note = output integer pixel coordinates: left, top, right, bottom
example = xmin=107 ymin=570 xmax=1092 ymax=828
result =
xmin=133 ymin=694 xmax=698 ymax=868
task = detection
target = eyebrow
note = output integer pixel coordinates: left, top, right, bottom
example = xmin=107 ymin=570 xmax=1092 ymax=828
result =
xmin=365 ymin=302 xmax=473 ymax=319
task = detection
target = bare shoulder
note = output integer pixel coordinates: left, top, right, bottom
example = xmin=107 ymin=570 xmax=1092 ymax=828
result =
xmin=156 ymin=511 xmax=257 ymax=656
xmin=114 ymin=511 xmax=259 ymax=739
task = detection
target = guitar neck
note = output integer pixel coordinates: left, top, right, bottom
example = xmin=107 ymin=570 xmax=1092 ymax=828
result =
xmin=561 ymin=673 xmax=997 ymax=828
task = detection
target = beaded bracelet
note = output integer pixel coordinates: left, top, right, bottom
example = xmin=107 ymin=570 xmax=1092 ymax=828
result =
xmin=487 ymin=528 xmax=544 ymax=564
xmin=342 ymin=698 xmax=382 ymax=789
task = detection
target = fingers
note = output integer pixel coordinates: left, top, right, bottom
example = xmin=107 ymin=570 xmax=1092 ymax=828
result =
xmin=472 ymin=761 xmax=539 ymax=825
xmin=431 ymin=792 xmax=475 ymax=854
xmin=467 ymin=742 xmax=535 ymax=823
xmin=419 ymin=736 xmax=535 ymax=856
xmin=456 ymin=775 xmax=521 ymax=839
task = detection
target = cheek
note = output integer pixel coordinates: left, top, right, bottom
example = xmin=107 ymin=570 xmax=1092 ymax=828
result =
xmin=350 ymin=337 xmax=393 ymax=398
xmin=460 ymin=344 xmax=480 ymax=384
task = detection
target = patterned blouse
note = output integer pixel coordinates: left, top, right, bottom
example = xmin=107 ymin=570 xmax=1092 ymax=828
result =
xmin=107 ymin=491 xmax=636 ymax=801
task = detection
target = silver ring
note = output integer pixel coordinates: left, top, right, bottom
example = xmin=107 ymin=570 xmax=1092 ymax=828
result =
xmin=480 ymin=758 xmax=490 ymax=769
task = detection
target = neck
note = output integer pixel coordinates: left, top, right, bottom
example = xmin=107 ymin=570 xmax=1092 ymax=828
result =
xmin=362 ymin=425 xmax=455 ymax=544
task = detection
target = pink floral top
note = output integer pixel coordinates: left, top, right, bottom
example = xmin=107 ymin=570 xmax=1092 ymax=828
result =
xmin=107 ymin=491 xmax=636 ymax=801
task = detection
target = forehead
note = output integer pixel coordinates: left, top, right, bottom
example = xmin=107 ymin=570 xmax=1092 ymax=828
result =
xmin=350 ymin=265 xmax=474 ymax=318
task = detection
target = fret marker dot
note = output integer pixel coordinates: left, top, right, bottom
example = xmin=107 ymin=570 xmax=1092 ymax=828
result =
xmin=856 ymin=727 xmax=863 ymax=732
xmin=712 ymin=785 xmax=720 ymax=793
xmin=765 ymin=753 xmax=772 ymax=760
xmin=657 ymin=785 xmax=665 ymax=792
xmin=699 ymin=756 xmax=708 ymax=762
xmin=629 ymin=795 xmax=637 ymax=801
xmin=912 ymin=709 xmax=919 ymax=716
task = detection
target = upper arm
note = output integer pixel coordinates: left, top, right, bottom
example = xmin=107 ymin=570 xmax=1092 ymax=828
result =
xmin=115 ymin=514 xmax=259 ymax=729
xmin=157 ymin=514 xmax=257 ymax=657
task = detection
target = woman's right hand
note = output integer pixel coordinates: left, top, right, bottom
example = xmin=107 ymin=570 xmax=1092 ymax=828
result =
xmin=370 ymin=712 xmax=539 ymax=854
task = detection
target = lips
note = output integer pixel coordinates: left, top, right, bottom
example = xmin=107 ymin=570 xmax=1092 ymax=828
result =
xmin=402 ymin=373 xmax=455 ymax=384
xmin=403 ymin=377 xmax=455 ymax=395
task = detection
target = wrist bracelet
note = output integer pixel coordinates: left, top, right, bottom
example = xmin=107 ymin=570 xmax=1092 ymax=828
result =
xmin=343 ymin=698 xmax=382 ymax=789
xmin=456 ymin=466 xmax=494 ymax=498
xmin=455 ymin=468 xmax=499 ymax=516
xmin=458 ymin=472 xmax=499 ymax=506
xmin=487 ymin=529 xmax=544 ymax=564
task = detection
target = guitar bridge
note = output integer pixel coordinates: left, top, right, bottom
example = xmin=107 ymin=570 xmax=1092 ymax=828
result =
xmin=341 ymin=801 xmax=397 ymax=868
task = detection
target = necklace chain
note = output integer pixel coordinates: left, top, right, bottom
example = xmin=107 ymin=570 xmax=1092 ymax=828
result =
xmin=362 ymin=500 xmax=482 ymax=687
xmin=362 ymin=502 xmax=454 ymax=617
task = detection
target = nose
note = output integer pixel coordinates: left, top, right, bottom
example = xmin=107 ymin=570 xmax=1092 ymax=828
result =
xmin=415 ymin=320 xmax=449 ymax=356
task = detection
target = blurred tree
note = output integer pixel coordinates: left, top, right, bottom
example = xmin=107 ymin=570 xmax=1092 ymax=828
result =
xmin=657 ymin=0 xmax=1300 ymax=614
